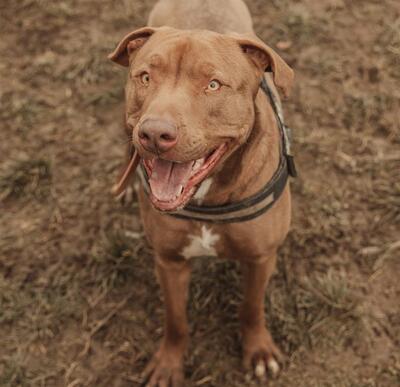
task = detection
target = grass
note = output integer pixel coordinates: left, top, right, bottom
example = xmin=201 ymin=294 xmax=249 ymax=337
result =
xmin=267 ymin=268 xmax=366 ymax=354
xmin=378 ymin=18 xmax=400 ymax=79
xmin=0 ymin=159 xmax=52 ymax=201
xmin=0 ymin=158 xmax=51 ymax=201
xmin=59 ymin=47 xmax=122 ymax=86
xmin=366 ymin=157 xmax=400 ymax=225
xmin=89 ymin=231 xmax=152 ymax=293
xmin=84 ymin=85 xmax=125 ymax=107
xmin=301 ymin=54 xmax=342 ymax=77
xmin=0 ymin=275 xmax=30 ymax=325
xmin=0 ymin=355 xmax=29 ymax=387
xmin=0 ymin=273 xmax=82 ymax=339
xmin=0 ymin=94 xmax=47 ymax=134
xmin=342 ymin=93 xmax=398 ymax=137
xmin=10 ymin=0 xmax=76 ymax=17
xmin=272 ymin=5 xmax=330 ymax=47
xmin=189 ymin=254 xmax=366 ymax=356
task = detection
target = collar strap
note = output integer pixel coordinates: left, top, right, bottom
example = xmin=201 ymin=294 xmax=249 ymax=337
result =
xmin=260 ymin=78 xmax=297 ymax=179
xmin=137 ymin=77 xmax=296 ymax=223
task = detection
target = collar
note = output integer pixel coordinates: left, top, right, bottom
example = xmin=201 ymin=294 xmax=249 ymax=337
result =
xmin=134 ymin=77 xmax=297 ymax=223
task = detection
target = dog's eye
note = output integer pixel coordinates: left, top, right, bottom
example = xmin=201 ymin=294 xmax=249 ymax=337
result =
xmin=140 ymin=72 xmax=150 ymax=85
xmin=207 ymin=80 xmax=221 ymax=91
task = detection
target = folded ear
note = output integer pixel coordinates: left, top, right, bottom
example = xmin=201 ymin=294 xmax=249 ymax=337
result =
xmin=232 ymin=34 xmax=294 ymax=98
xmin=108 ymin=27 xmax=157 ymax=67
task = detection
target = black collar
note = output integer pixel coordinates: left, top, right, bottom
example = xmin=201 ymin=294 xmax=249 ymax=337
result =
xmin=138 ymin=77 xmax=296 ymax=223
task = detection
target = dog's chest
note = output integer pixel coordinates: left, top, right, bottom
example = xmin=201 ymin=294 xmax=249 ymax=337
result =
xmin=181 ymin=225 xmax=221 ymax=259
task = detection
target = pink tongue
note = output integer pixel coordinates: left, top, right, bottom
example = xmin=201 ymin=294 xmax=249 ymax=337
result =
xmin=149 ymin=159 xmax=194 ymax=202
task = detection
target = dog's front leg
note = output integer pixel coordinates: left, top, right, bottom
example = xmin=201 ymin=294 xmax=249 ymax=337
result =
xmin=143 ymin=255 xmax=191 ymax=387
xmin=240 ymin=254 xmax=282 ymax=382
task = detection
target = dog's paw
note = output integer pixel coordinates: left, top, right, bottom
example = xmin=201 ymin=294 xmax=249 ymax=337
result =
xmin=252 ymin=355 xmax=280 ymax=381
xmin=242 ymin=327 xmax=283 ymax=382
xmin=142 ymin=346 xmax=185 ymax=387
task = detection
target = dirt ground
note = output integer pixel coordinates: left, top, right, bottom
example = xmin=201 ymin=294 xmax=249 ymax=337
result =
xmin=0 ymin=0 xmax=399 ymax=386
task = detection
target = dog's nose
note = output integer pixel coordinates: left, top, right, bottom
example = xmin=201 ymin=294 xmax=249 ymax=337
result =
xmin=138 ymin=118 xmax=178 ymax=153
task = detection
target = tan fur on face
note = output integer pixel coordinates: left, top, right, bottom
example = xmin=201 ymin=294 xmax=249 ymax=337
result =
xmin=110 ymin=27 xmax=293 ymax=166
xmin=111 ymin=27 xmax=262 ymax=163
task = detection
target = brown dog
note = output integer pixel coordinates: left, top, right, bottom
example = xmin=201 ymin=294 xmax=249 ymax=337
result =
xmin=109 ymin=0 xmax=294 ymax=385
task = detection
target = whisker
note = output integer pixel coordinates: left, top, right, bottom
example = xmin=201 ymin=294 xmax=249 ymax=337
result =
xmin=117 ymin=138 xmax=134 ymax=146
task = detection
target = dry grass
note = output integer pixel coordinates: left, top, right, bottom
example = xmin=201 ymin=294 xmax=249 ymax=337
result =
xmin=378 ymin=18 xmax=400 ymax=79
xmin=267 ymin=267 xmax=367 ymax=354
xmin=369 ymin=158 xmax=400 ymax=224
xmin=0 ymin=158 xmax=51 ymax=201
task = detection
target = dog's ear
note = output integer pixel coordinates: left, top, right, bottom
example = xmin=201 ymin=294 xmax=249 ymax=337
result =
xmin=108 ymin=27 xmax=157 ymax=67
xmin=232 ymin=34 xmax=294 ymax=98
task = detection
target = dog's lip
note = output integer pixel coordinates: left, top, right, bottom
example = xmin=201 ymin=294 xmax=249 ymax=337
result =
xmin=143 ymin=143 xmax=227 ymax=211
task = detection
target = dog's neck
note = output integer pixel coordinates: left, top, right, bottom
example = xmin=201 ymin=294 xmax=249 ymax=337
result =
xmin=192 ymin=90 xmax=280 ymax=206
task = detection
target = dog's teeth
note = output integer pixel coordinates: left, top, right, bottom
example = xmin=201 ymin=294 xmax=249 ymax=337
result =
xmin=193 ymin=158 xmax=204 ymax=171
xmin=179 ymin=185 xmax=184 ymax=194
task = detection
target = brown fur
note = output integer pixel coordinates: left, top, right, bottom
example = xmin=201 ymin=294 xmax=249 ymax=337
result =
xmin=109 ymin=1 xmax=294 ymax=385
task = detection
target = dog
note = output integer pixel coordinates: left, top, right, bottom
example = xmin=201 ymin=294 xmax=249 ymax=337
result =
xmin=109 ymin=0 xmax=294 ymax=385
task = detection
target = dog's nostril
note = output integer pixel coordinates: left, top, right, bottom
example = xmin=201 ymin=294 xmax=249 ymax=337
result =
xmin=160 ymin=133 xmax=175 ymax=141
xmin=138 ymin=118 xmax=177 ymax=152
xmin=139 ymin=131 xmax=149 ymax=140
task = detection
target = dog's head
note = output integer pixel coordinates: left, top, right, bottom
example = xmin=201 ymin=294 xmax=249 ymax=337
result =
xmin=109 ymin=27 xmax=293 ymax=211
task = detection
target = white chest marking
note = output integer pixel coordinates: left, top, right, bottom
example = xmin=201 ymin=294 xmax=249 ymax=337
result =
xmin=181 ymin=225 xmax=220 ymax=259
xmin=192 ymin=178 xmax=213 ymax=204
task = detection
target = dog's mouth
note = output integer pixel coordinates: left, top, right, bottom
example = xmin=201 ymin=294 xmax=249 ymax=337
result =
xmin=143 ymin=143 xmax=227 ymax=211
